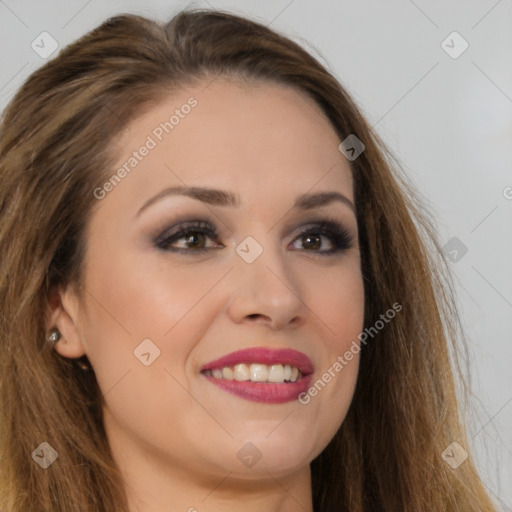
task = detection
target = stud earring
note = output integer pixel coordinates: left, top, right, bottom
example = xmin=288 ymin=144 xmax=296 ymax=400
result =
xmin=47 ymin=327 xmax=61 ymax=344
xmin=47 ymin=327 xmax=91 ymax=371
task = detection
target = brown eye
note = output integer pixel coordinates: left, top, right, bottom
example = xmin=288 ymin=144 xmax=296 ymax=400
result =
xmin=155 ymin=221 xmax=221 ymax=253
xmin=301 ymin=233 xmax=324 ymax=251
xmin=290 ymin=220 xmax=353 ymax=255
xmin=181 ymin=232 xmax=206 ymax=249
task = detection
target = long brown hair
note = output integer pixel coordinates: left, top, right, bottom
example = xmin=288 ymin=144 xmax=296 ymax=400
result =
xmin=0 ymin=9 xmax=496 ymax=511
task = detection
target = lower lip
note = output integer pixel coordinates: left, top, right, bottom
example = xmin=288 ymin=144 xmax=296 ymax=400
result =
xmin=203 ymin=374 xmax=313 ymax=404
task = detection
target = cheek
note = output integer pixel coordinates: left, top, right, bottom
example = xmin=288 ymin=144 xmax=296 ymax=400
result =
xmin=77 ymin=256 xmax=222 ymax=445
xmin=296 ymin=261 xmax=364 ymax=424
xmin=79 ymin=253 xmax=226 ymax=378
xmin=85 ymin=248 xmax=224 ymax=335
xmin=304 ymin=259 xmax=365 ymax=345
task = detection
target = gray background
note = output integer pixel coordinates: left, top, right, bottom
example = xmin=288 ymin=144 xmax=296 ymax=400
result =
xmin=1 ymin=1 xmax=511 ymax=509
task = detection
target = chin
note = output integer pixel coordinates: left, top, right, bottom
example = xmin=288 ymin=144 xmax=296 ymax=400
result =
xmin=216 ymin=428 xmax=322 ymax=478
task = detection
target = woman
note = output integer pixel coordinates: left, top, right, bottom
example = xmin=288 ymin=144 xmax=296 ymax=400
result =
xmin=0 ymin=8 xmax=497 ymax=511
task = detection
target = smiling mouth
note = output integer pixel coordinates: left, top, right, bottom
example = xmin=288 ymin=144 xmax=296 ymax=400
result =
xmin=199 ymin=347 xmax=314 ymax=403
xmin=201 ymin=363 xmax=304 ymax=384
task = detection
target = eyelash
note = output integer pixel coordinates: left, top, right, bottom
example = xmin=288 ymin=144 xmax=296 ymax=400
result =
xmin=154 ymin=218 xmax=354 ymax=256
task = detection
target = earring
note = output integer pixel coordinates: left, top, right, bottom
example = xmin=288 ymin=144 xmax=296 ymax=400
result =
xmin=47 ymin=327 xmax=61 ymax=344
xmin=76 ymin=358 xmax=92 ymax=371
xmin=47 ymin=327 xmax=91 ymax=371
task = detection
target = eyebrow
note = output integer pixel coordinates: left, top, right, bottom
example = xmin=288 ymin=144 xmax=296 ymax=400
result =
xmin=136 ymin=185 xmax=355 ymax=217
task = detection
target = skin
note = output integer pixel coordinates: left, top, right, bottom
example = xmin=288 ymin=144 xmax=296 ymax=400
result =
xmin=47 ymin=78 xmax=365 ymax=512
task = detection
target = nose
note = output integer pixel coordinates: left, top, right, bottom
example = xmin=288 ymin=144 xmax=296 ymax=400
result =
xmin=226 ymin=239 xmax=307 ymax=331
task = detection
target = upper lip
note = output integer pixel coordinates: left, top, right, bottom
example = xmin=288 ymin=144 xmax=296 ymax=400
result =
xmin=200 ymin=347 xmax=314 ymax=375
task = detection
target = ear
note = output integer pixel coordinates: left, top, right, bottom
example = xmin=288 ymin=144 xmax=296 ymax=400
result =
xmin=45 ymin=284 xmax=87 ymax=359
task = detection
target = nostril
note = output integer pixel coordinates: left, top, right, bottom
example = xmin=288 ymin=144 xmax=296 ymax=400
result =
xmin=246 ymin=314 xmax=273 ymax=324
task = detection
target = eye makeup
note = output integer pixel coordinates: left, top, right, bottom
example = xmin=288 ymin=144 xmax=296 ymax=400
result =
xmin=152 ymin=214 xmax=355 ymax=256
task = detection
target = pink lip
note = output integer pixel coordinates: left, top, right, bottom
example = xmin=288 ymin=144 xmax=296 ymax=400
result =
xmin=200 ymin=347 xmax=314 ymax=375
xmin=202 ymin=375 xmax=314 ymax=404
xmin=200 ymin=347 xmax=314 ymax=404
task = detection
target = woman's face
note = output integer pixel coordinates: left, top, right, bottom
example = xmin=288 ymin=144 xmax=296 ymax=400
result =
xmin=53 ymin=79 xmax=364 ymax=489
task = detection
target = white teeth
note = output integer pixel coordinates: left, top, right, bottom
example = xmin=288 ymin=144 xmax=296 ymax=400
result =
xmin=222 ymin=367 xmax=234 ymax=380
xmin=250 ymin=363 xmax=268 ymax=382
xmin=233 ymin=363 xmax=250 ymax=381
xmin=207 ymin=363 xmax=303 ymax=383
xmin=267 ymin=364 xmax=284 ymax=382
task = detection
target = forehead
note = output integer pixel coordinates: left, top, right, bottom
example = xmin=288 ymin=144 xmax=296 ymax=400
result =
xmin=101 ymin=78 xmax=353 ymax=217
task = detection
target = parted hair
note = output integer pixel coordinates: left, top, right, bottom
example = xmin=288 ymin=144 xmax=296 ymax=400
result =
xmin=0 ymin=8 xmax=496 ymax=511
